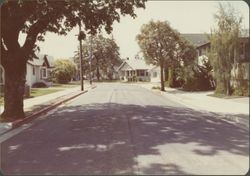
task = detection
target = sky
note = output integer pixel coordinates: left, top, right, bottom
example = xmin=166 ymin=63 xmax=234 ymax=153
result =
xmin=19 ymin=0 xmax=249 ymax=60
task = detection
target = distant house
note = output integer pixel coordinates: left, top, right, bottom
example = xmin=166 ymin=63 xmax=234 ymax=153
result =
xmin=0 ymin=54 xmax=54 ymax=90
xmin=181 ymin=33 xmax=209 ymax=47
xmin=117 ymin=58 xmax=163 ymax=82
xmin=148 ymin=66 xmax=162 ymax=83
xmin=117 ymin=59 xmax=152 ymax=82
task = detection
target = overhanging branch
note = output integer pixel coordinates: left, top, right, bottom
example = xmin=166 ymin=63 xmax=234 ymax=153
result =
xmin=21 ymin=18 xmax=49 ymax=59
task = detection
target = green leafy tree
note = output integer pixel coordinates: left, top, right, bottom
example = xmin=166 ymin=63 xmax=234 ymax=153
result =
xmin=74 ymin=35 xmax=121 ymax=81
xmin=209 ymin=3 xmax=242 ymax=95
xmin=52 ymin=59 xmax=76 ymax=84
xmin=0 ymin=0 xmax=146 ymax=120
xmin=137 ymin=20 xmax=180 ymax=91
xmin=167 ymin=37 xmax=197 ymax=87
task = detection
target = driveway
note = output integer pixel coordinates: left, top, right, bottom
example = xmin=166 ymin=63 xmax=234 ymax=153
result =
xmin=0 ymin=83 xmax=249 ymax=175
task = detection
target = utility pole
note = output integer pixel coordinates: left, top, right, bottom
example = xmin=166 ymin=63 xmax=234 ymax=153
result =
xmin=89 ymin=35 xmax=93 ymax=85
xmin=78 ymin=21 xmax=85 ymax=91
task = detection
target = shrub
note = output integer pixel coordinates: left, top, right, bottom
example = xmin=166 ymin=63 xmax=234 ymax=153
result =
xmin=167 ymin=67 xmax=185 ymax=88
xmin=52 ymin=59 xmax=77 ymax=84
xmin=232 ymin=80 xmax=250 ymax=96
xmin=182 ymin=60 xmax=215 ymax=91
xmin=32 ymin=82 xmax=47 ymax=88
xmin=152 ymin=86 xmax=161 ymax=90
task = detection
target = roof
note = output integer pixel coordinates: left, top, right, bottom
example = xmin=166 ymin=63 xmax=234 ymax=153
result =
xmin=194 ymin=29 xmax=249 ymax=48
xmin=182 ymin=29 xmax=249 ymax=47
xmin=118 ymin=59 xmax=154 ymax=71
xmin=27 ymin=54 xmax=54 ymax=67
xmin=196 ymin=42 xmax=211 ymax=49
xmin=181 ymin=33 xmax=209 ymax=46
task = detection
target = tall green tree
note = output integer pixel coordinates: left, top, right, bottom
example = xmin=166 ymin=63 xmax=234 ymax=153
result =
xmin=0 ymin=0 xmax=146 ymax=120
xmin=209 ymin=3 xmax=242 ymax=95
xmin=167 ymin=36 xmax=197 ymax=87
xmin=74 ymin=35 xmax=121 ymax=81
xmin=136 ymin=20 xmax=180 ymax=91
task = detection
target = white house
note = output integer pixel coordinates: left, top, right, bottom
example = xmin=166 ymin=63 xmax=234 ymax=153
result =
xmin=26 ymin=54 xmax=54 ymax=87
xmin=117 ymin=58 xmax=162 ymax=82
xmin=148 ymin=66 xmax=162 ymax=83
xmin=0 ymin=54 xmax=54 ymax=90
xmin=117 ymin=59 xmax=150 ymax=82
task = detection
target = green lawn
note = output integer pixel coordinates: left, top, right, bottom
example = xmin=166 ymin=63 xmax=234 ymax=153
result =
xmin=52 ymin=82 xmax=80 ymax=88
xmin=29 ymin=88 xmax=62 ymax=98
xmin=0 ymin=86 xmax=72 ymax=105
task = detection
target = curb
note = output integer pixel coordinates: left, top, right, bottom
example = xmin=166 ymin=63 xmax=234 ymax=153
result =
xmin=91 ymin=85 xmax=97 ymax=89
xmin=2 ymin=90 xmax=88 ymax=134
xmin=164 ymin=91 xmax=249 ymax=129
xmin=140 ymin=84 xmax=249 ymax=128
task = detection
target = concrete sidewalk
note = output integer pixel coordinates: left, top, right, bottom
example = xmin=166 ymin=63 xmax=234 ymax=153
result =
xmin=0 ymin=83 xmax=93 ymax=135
xmin=137 ymin=83 xmax=249 ymax=115
xmin=0 ymin=83 xmax=93 ymax=113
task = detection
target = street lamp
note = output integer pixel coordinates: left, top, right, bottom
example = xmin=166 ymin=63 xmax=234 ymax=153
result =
xmin=78 ymin=21 xmax=86 ymax=91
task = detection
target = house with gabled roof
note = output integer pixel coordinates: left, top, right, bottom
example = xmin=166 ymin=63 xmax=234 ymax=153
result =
xmin=117 ymin=58 xmax=154 ymax=82
xmin=181 ymin=33 xmax=209 ymax=47
xmin=0 ymin=54 xmax=54 ymax=91
xmin=26 ymin=54 xmax=54 ymax=87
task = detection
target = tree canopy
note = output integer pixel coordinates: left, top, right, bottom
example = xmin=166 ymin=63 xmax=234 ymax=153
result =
xmin=0 ymin=0 xmax=146 ymax=120
xmin=1 ymin=0 xmax=146 ymax=62
xmin=136 ymin=20 xmax=196 ymax=90
xmin=74 ymin=34 xmax=121 ymax=81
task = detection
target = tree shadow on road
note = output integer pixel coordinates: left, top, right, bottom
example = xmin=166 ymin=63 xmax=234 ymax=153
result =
xmin=1 ymin=103 xmax=249 ymax=175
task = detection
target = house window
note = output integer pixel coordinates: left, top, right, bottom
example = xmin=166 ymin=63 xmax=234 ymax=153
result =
xmin=43 ymin=69 xmax=47 ymax=78
xmin=41 ymin=68 xmax=47 ymax=78
xmin=32 ymin=67 xmax=35 ymax=75
xmin=138 ymin=70 xmax=144 ymax=76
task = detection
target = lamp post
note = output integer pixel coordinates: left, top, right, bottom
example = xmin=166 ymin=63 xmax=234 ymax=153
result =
xmin=78 ymin=21 xmax=86 ymax=91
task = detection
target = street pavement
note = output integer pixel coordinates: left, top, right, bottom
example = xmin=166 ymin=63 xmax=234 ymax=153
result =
xmin=0 ymin=83 xmax=249 ymax=175
xmin=0 ymin=83 xmax=91 ymax=135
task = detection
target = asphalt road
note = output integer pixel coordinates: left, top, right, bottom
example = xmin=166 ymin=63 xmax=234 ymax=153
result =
xmin=0 ymin=83 xmax=249 ymax=175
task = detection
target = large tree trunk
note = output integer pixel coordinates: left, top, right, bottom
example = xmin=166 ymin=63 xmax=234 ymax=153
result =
xmin=160 ymin=60 xmax=165 ymax=91
xmin=1 ymin=57 xmax=26 ymax=121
